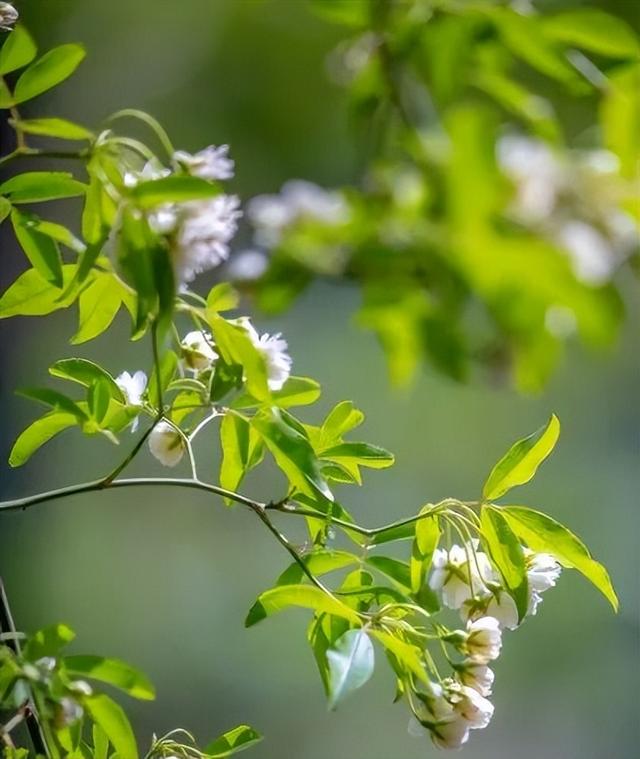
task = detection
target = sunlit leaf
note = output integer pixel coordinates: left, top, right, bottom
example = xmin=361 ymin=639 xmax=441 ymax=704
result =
xmin=370 ymin=631 xmax=427 ymax=683
xmin=9 ymin=411 xmax=77 ymax=467
xmin=13 ymin=44 xmax=86 ymax=104
xmin=501 ymin=506 xmax=618 ymax=611
xmin=17 ymin=387 xmax=88 ymax=421
xmin=483 ymin=415 xmax=560 ymax=500
xmin=24 ymin=624 xmax=75 ymax=661
xmin=13 ymin=117 xmax=93 ymax=141
xmin=130 ymin=176 xmax=220 ymax=207
xmin=0 ymin=172 xmax=86 ymax=203
xmin=72 ymin=273 xmax=123 ymax=344
xmin=0 ymin=25 xmax=37 ymax=75
xmin=543 ymin=10 xmax=640 ymax=59
xmin=11 ymin=210 xmax=63 ymax=287
xmin=63 ymin=656 xmax=155 ymax=700
xmin=205 ymin=725 xmax=262 ymax=757
xmin=245 ymin=585 xmax=359 ymax=627
xmin=49 ymin=358 xmax=124 ymax=402
xmin=85 ymin=694 xmax=138 ymax=759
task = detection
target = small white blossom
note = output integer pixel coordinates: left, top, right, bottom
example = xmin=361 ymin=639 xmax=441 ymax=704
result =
xmin=172 ymin=195 xmax=242 ymax=283
xmin=484 ymin=589 xmax=520 ymax=630
xmin=429 ymin=544 xmax=493 ymax=610
xmin=173 ymin=145 xmax=234 ymax=181
xmin=116 ymin=370 xmax=147 ymax=406
xmin=457 ymin=661 xmax=495 ymax=697
xmin=0 ymin=2 xmax=18 ymax=30
xmin=58 ymin=697 xmax=83 ymax=726
xmin=148 ymin=421 xmax=185 ymax=467
xmin=181 ymin=330 xmax=218 ymax=371
xmin=431 ymin=716 xmax=471 ymax=750
xmin=69 ymin=680 xmax=93 ymax=696
xmin=465 ymin=617 xmax=502 ymax=663
xmin=237 ymin=317 xmax=293 ymax=391
xmin=447 ymin=682 xmax=494 ymax=730
xmin=557 ymin=220 xmax=615 ymax=286
xmin=123 ymin=159 xmax=170 ymax=188
xmin=527 ymin=552 xmax=561 ymax=593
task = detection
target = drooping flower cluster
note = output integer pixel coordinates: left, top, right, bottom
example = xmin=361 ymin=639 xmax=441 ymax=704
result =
xmin=123 ymin=146 xmax=241 ymax=285
xmin=498 ymin=135 xmax=637 ymax=289
xmin=115 ymin=318 xmax=292 ymax=467
xmin=430 ymin=540 xmax=561 ymax=630
xmin=0 ymin=2 xmax=17 ymax=31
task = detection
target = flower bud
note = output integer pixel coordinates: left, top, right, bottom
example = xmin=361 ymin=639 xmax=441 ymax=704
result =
xmin=148 ymin=421 xmax=185 ymax=467
xmin=0 ymin=3 xmax=18 ymax=31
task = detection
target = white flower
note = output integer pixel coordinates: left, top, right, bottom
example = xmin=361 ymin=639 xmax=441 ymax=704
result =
xmin=0 ymin=3 xmax=18 ymax=30
xmin=181 ymin=330 xmax=218 ymax=371
xmin=448 ymin=682 xmax=494 ymax=730
xmin=149 ymin=205 xmax=179 ymax=235
xmin=123 ymin=159 xmax=170 ymax=188
xmin=148 ymin=421 xmax=185 ymax=467
xmin=457 ymin=661 xmax=495 ymax=697
xmin=226 ymin=249 xmax=268 ymax=281
xmin=172 ymin=195 xmax=242 ymax=283
xmin=237 ymin=317 xmax=293 ymax=391
xmin=116 ymin=370 xmax=147 ymax=406
xmin=59 ymin=697 xmax=83 ymax=726
xmin=557 ymin=220 xmax=615 ymax=286
xmin=429 ymin=544 xmax=493 ymax=610
xmin=431 ymin=716 xmax=470 ymax=750
xmin=485 ymin=589 xmax=520 ymax=630
xmin=527 ymin=552 xmax=561 ymax=593
xmin=466 ymin=617 xmax=502 ymax=663
xmin=173 ymin=145 xmax=234 ymax=181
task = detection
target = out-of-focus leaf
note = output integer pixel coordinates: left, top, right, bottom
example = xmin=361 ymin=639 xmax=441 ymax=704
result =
xmin=130 ymin=176 xmax=219 ymax=206
xmin=24 ymin=624 xmax=75 ymax=661
xmin=543 ymin=10 xmax=640 ymax=59
xmin=206 ymin=282 xmax=239 ymax=313
xmin=13 ymin=44 xmax=86 ymax=104
xmin=232 ymin=377 xmax=320 ymax=409
xmin=12 ymin=117 xmax=93 ymax=141
xmin=483 ymin=415 xmax=560 ymax=500
xmin=0 ymin=172 xmax=86 ymax=203
xmin=601 ymin=64 xmax=640 ymax=179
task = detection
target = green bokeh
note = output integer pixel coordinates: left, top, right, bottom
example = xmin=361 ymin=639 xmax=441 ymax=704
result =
xmin=1 ymin=2 xmax=638 ymax=758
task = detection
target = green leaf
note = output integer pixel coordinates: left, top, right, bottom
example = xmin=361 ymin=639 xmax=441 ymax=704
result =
xmin=326 ymin=628 xmax=374 ymax=709
xmin=543 ymin=10 xmax=640 ymax=59
xmin=28 ymin=219 xmax=85 ymax=253
xmin=321 ymin=401 xmax=364 ymax=445
xmin=365 ymin=556 xmax=411 ymax=592
xmin=85 ymin=694 xmax=138 ymax=759
xmin=0 ymin=25 xmax=37 ymax=75
xmin=130 ymin=176 xmax=220 ymax=207
xmin=206 ymin=282 xmax=240 ymax=313
xmin=483 ymin=415 xmax=560 ymax=501
xmin=501 ymin=506 xmax=618 ymax=611
xmin=370 ymin=631 xmax=427 ymax=683
xmin=24 ymin=624 xmax=75 ymax=661
xmin=232 ymin=377 xmax=321 ymax=409
xmin=205 ymin=725 xmax=262 ymax=757
xmin=146 ymin=350 xmax=178 ymax=409
xmin=87 ymin=378 xmax=111 ymax=424
xmin=12 ymin=117 xmax=93 ymax=141
xmin=11 ymin=210 xmax=63 ymax=287
xmin=17 ymin=387 xmax=88 ymax=420
xmin=370 ymin=522 xmax=415 ymax=546
xmin=601 ymin=64 xmax=640 ymax=179
xmin=9 ymin=411 xmax=77 ymax=467
xmin=92 ymin=725 xmax=109 ymax=759
xmin=0 ymin=265 xmax=78 ymax=317
xmin=209 ymin=316 xmax=270 ymax=402
xmin=245 ymin=585 xmax=359 ymax=628
xmin=0 ymin=196 xmax=11 ymax=224
xmin=49 ymin=359 xmax=124 ymax=402
xmin=277 ymin=550 xmax=360 ymax=586
xmin=321 ymin=442 xmax=394 ymax=469
xmin=72 ymin=273 xmax=123 ymax=344
xmin=0 ymin=172 xmax=86 ymax=203
xmin=13 ymin=44 xmax=86 ymax=104
xmin=410 ymin=510 xmax=441 ymax=594
xmin=481 ymin=506 xmax=528 ymax=622
xmin=63 ymin=656 xmax=155 ymax=700
xmin=219 ymin=413 xmax=263 ymax=497
xmin=252 ymin=408 xmax=332 ymax=501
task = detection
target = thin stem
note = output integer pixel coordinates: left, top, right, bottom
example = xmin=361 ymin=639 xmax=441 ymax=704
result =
xmin=100 ymin=416 xmax=160 ymax=485
xmin=151 ymin=321 xmax=164 ymax=411
xmin=189 ymin=412 xmax=218 ymax=442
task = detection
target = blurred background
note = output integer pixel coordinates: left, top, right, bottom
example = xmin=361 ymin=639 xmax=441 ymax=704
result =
xmin=0 ymin=2 xmax=638 ymax=758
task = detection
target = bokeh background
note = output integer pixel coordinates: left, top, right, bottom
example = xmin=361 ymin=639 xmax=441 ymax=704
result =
xmin=1 ymin=2 xmax=638 ymax=758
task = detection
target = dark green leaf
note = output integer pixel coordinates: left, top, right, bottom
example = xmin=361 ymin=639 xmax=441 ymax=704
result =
xmin=17 ymin=387 xmax=88 ymax=420
xmin=11 ymin=210 xmax=63 ymax=287
xmin=13 ymin=117 xmax=93 ymax=141
xmin=365 ymin=556 xmax=411 ymax=592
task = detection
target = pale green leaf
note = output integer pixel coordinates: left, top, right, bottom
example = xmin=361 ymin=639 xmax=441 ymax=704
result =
xmin=0 ymin=25 xmax=37 ymax=75
xmin=245 ymin=585 xmax=359 ymax=627
xmin=0 ymin=265 xmax=78 ymax=317
xmin=9 ymin=411 xmax=77 ymax=467
xmin=370 ymin=631 xmax=427 ymax=683
xmin=483 ymin=415 xmax=560 ymax=500
xmin=12 ymin=117 xmax=93 ymax=141
xmin=0 ymin=172 xmax=86 ymax=203
xmin=205 ymin=725 xmax=262 ymax=757
xmin=49 ymin=358 xmax=124 ymax=402
xmin=543 ymin=10 xmax=640 ymax=59
xmin=11 ymin=210 xmax=63 ymax=287
xmin=14 ymin=44 xmax=86 ymax=104
xmin=85 ymin=694 xmax=138 ymax=759
xmin=63 ymin=656 xmax=155 ymax=700
xmin=326 ymin=628 xmax=374 ymax=709
xmin=72 ymin=273 xmax=123 ymax=344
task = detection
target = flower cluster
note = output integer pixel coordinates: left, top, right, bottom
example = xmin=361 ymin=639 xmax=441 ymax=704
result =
xmin=124 ymin=146 xmax=241 ymax=284
xmin=115 ymin=319 xmax=292 ymax=467
xmin=430 ymin=540 xmax=561 ymax=630
xmin=498 ymin=135 xmax=637 ymax=289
